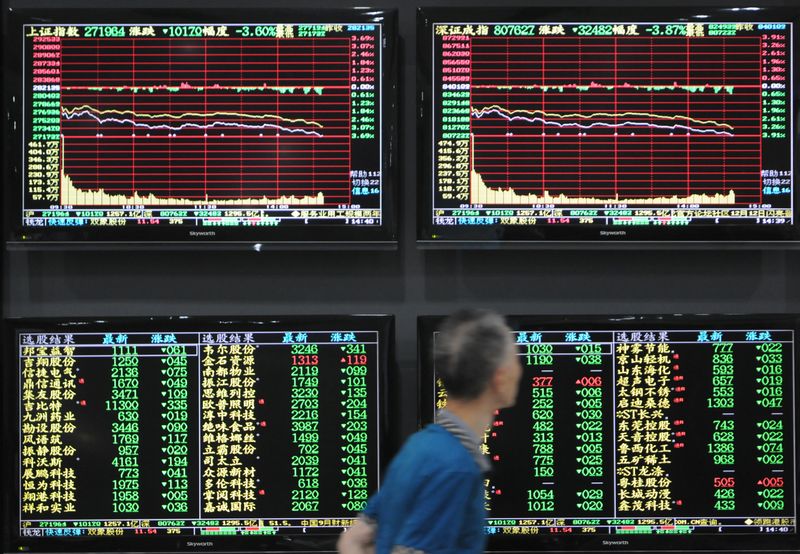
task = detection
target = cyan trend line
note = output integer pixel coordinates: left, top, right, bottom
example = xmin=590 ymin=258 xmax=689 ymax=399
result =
xmin=472 ymin=107 xmax=735 ymax=136
xmin=63 ymin=109 xmax=323 ymax=136
xmin=472 ymin=104 xmax=733 ymax=130
xmin=63 ymin=104 xmax=324 ymax=128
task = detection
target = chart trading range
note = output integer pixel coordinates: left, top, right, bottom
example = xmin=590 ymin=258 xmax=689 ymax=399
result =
xmin=429 ymin=20 xmax=794 ymax=234
xmin=427 ymin=321 xmax=797 ymax=537
xmin=12 ymin=320 xmax=384 ymax=539
xmin=22 ymin=21 xmax=385 ymax=234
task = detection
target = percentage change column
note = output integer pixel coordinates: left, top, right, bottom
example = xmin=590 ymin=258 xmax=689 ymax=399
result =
xmin=338 ymin=338 xmax=370 ymax=513
xmin=158 ymin=338 xmax=190 ymax=514
xmin=752 ymin=333 xmax=791 ymax=517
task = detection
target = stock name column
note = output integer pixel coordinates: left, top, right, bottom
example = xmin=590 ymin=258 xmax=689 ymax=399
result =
xmin=199 ymin=332 xmax=259 ymax=530
xmin=19 ymin=333 xmax=80 ymax=534
xmin=613 ymin=331 xmax=676 ymax=532
xmin=431 ymin=357 xmax=495 ymax=517
xmin=18 ymin=331 xmax=201 ymax=537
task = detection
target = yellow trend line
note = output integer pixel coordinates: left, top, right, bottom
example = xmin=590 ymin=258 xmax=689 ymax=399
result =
xmin=62 ymin=104 xmax=323 ymax=128
xmin=472 ymin=104 xmax=733 ymax=130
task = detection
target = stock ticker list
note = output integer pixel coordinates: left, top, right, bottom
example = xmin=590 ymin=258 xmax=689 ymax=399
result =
xmin=434 ymin=328 xmax=796 ymax=536
xmin=17 ymin=329 xmax=379 ymax=537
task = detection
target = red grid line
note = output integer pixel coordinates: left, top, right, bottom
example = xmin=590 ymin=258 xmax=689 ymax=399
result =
xmin=59 ymin=35 xmax=356 ymax=205
xmin=466 ymin=34 xmax=763 ymax=204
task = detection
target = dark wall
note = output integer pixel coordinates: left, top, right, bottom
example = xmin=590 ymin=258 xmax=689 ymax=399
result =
xmin=4 ymin=0 xmax=800 ymax=443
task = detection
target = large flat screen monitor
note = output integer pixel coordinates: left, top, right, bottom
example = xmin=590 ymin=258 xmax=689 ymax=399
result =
xmin=5 ymin=9 xmax=397 ymax=247
xmin=3 ymin=315 xmax=393 ymax=551
xmin=418 ymin=7 xmax=799 ymax=245
xmin=419 ymin=314 xmax=799 ymax=551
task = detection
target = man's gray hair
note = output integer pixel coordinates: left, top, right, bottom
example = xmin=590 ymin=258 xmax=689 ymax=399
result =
xmin=435 ymin=309 xmax=514 ymax=400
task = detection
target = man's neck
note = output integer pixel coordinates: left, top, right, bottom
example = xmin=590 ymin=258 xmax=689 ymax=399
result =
xmin=444 ymin=398 xmax=496 ymax=438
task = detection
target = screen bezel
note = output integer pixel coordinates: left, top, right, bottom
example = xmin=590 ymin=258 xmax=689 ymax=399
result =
xmin=417 ymin=6 xmax=800 ymax=246
xmin=2 ymin=314 xmax=394 ymax=553
xmin=417 ymin=313 xmax=800 ymax=552
xmin=4 ymin=8 xmax=398 ymax=249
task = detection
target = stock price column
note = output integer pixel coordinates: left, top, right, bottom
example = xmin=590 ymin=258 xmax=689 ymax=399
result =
xmin=485 ymin=330 xmax=616 ymax=535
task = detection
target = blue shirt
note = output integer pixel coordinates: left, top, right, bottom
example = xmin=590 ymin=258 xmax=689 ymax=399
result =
xmin=362 ymin=411 xmax=489 ymax=554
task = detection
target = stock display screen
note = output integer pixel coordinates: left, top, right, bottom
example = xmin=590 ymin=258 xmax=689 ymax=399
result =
xmin=420 ymin=315 xmax=798 ymax=548
xmin=11 ymin=10 xmax=396 ymax=244
xmin=7 ymin=316 xmax=389 ymax=550
xmin=420 ymin=8 xmax=797 ymax=242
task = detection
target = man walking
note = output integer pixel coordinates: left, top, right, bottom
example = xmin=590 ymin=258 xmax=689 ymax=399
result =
xmin=338 ymin=309 xmax=522 ymax=554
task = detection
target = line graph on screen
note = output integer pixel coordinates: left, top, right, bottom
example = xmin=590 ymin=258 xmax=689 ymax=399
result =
xmin=467 ymin=35 xmax=763 ymax=206
xmin=58 ymin=37 xmax=353 ymax=206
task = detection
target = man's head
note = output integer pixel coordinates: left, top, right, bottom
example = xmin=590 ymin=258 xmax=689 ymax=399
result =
xmin=435 ymin=309 xmax=522 ymax=409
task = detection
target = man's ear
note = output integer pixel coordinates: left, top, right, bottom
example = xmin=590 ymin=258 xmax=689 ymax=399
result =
xmin=489 ymin=363 xmax=507 ymax=392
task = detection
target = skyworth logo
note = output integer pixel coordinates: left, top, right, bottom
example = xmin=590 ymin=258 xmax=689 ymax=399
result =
xmin=602 ymin=539 xmax=630 ymax=546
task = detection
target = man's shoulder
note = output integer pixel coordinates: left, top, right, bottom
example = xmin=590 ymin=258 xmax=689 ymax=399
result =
xmin=396 ymin=424 xmax=480 ymax=472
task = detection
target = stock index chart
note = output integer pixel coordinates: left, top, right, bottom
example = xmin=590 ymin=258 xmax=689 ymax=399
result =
xmin=20 ymin=18 xmax=389 ymax=241
xmin=426 ymin=16 xmax=794 ymax=240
